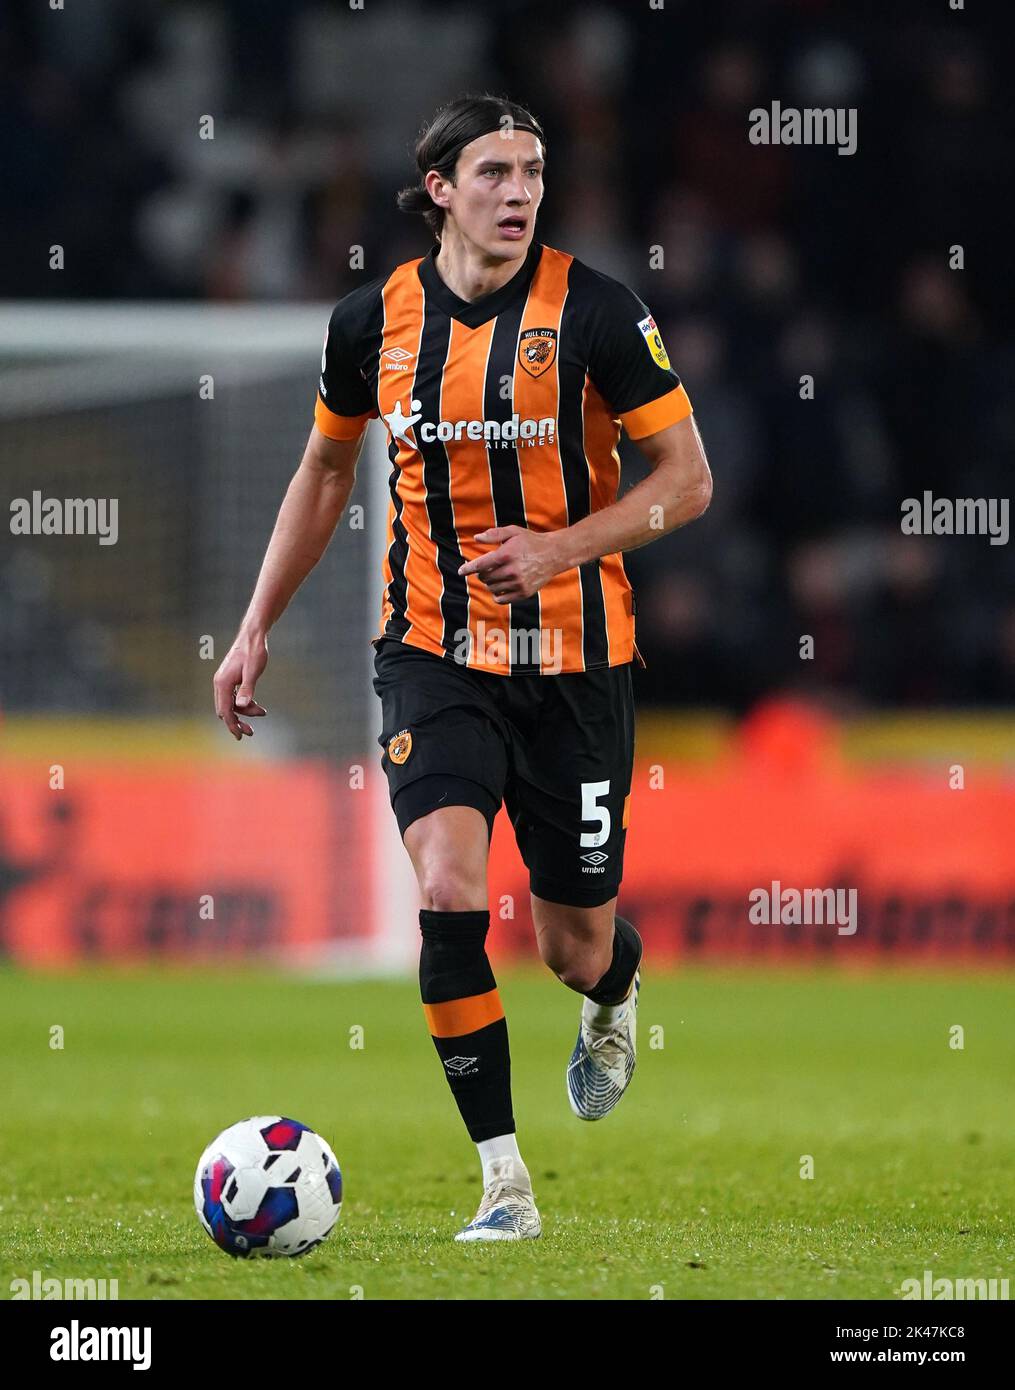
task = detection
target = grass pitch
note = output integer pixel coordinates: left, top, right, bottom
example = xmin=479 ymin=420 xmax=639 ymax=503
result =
xmin=1 ymin=965 xmax=1012 ymax=1300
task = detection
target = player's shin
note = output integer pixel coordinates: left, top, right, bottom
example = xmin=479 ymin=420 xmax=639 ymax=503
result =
xmin=418 ymin=909 xmax=519 ymax=1164
xmin=584 ymin=913 xmax=642 ymax=1020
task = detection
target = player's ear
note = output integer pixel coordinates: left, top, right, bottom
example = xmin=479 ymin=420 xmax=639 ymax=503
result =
xmin=424 ymin=169 xmax=450 ymax=209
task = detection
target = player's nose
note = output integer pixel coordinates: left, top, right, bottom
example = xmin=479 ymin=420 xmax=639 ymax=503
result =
xmin=504 ymin=171 xmax=531 ymax=204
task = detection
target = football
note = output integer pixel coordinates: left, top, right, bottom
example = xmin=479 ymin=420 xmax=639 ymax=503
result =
xmin=193 ymin=1116 xmax=343 ymax=1258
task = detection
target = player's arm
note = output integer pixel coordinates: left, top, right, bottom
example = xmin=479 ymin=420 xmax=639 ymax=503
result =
xmin=213 ymin=425 xmax=365 ymax=740
xmin=458 ymin=280 xmax=711 ymax=603
xmin=457 ymin=416 xmax=710 ymax=602
xmin=544 ymin=412 xmax=711 ymax=570
xmin=215 ymin=292 xmax=378 ymax=739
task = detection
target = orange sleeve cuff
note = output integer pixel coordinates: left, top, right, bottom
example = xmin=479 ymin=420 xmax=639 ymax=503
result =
xmin=314 ymin=395 xmax=375 ymax=441
xmin=620 ymin=383 xmax=692 ymax=440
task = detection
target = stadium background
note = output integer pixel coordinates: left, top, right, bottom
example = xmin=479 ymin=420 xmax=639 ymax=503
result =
xmin=2 ymin=0 xmax=1010 ymax=970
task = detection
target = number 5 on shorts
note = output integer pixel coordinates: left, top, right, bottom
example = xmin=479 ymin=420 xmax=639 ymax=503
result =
xmin=580 ymin=780 xmax=611 ymax=848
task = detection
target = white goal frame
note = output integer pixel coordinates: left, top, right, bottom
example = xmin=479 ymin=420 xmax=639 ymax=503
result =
xmin=0 ymin=301 xmax=418 ymax=974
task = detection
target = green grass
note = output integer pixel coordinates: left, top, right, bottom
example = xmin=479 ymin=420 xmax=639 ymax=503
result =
xmin=1 ymin=965 xmax=1013 ymax=1300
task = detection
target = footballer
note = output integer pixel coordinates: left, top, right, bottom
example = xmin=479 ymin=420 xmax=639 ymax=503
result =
xmin=214 ymin=94 xmax=712 ymax=1241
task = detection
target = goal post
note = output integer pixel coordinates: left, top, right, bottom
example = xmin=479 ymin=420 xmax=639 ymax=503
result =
xmin=0 ymin=301 xmax=418 ymax=973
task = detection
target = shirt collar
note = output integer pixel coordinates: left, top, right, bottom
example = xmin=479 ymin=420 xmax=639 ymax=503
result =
xmin=417 ymin=241 xmax=543 ymax=328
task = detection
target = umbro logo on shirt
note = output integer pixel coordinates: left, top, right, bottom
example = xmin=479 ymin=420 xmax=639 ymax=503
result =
xmin=382 ymin=346 xmax=415 ymax=372
xmin=382 ymin=398 xmax=556 ymax=451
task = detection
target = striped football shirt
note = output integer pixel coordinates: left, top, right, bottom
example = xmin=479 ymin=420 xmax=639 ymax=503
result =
xmin=314 ymin=240 xmax=692 ymax=675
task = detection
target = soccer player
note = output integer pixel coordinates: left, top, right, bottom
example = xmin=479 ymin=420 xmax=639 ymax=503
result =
xmin=214 ymin=94 xmax=712 ymax=1241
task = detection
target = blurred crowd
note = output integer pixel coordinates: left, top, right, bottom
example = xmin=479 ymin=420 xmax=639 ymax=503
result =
xmin=2 ymin=0 xmax=1011 ymax=711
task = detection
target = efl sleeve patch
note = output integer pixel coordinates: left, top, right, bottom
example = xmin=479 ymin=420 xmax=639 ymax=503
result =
xmin=585 ymin=276 xmax=683 ymax=421
xmin=637 ymin=314 xmax=671 ymax=371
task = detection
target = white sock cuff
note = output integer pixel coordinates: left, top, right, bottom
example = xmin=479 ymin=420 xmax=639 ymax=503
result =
xmin=477 ymin=1133 xmax=522 ymax=1180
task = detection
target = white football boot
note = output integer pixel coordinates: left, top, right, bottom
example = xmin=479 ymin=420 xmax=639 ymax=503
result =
xmin=566 ymin=971 xmax=640 ymax=1120
xmin=454 ymin=1156 xmax=542 ymax=1242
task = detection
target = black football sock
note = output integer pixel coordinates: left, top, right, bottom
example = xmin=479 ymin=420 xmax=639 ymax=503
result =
xmin=419 ymin=908 xmax=515 ymax=1143
xmin=584 ymin=915 xmax=643 ymax=1005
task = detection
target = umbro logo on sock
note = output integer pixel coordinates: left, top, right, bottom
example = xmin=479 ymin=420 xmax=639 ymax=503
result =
xmin=443 ymin=1056 xmax=479 ymax=1075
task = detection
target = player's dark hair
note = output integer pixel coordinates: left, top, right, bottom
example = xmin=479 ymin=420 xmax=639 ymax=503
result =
xmin=396 ymin=93 xmax=546 ymax=241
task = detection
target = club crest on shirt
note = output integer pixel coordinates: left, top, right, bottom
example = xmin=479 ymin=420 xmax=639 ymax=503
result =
xmin=637 ymin=314 xmax=671 ymax=370
xmin=388 ymin=728 xmax=412 ymax=765
xmin=518 ymin=327 xmax=558 ymax=379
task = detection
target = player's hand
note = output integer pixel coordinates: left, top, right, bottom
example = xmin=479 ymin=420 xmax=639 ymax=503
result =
xmin=457 ymin=526 xmax=561 ymax=603
xmin=213 ymin=633 xmax=268 ymax=740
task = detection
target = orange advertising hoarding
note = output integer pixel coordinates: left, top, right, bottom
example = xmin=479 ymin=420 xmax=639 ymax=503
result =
xmin=488 ymin=762 xmax=1014 ymax=963
xmin=0 ymin=763 xmax=355 ymax=966
xmin=1 ymin=740 xmax=1011 ymax=965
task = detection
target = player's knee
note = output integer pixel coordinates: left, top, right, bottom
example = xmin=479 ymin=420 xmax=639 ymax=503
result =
xmin=553 ymin=960 xmax=606 ymax=994
xmin=417 ymin=868 xmax=486 ymax=913
xmin=538 ymin=938 xmax=606 ymax=993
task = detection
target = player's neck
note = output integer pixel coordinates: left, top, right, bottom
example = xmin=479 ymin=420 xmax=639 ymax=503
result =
xmin=432 ymin=231 xmax=530 ymax=304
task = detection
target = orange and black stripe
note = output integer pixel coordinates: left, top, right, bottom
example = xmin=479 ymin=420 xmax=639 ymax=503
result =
xmin=316 ymin=241 xmax=693 ymax=675
xmin=377 ymin=262 xmax=423 ymax=648
xmin=422 ymin=988 xmax=505 ymax=1039
xmin=418 ymin=908 xmax=515 ymax=1142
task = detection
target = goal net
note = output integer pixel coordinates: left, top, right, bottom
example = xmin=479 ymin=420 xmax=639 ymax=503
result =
xmin=0 ymin=303 xmax=416 ymax=973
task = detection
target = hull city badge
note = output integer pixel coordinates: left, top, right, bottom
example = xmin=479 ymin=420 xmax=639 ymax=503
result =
xmin=388 ymin=729 xmax=413 ymax=765
xmin=518 ymin=327 xmax=558 ymax=379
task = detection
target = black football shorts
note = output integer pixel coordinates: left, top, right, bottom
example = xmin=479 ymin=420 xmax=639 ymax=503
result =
xmin=371 ymin=637 xmax=635 ymax=908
